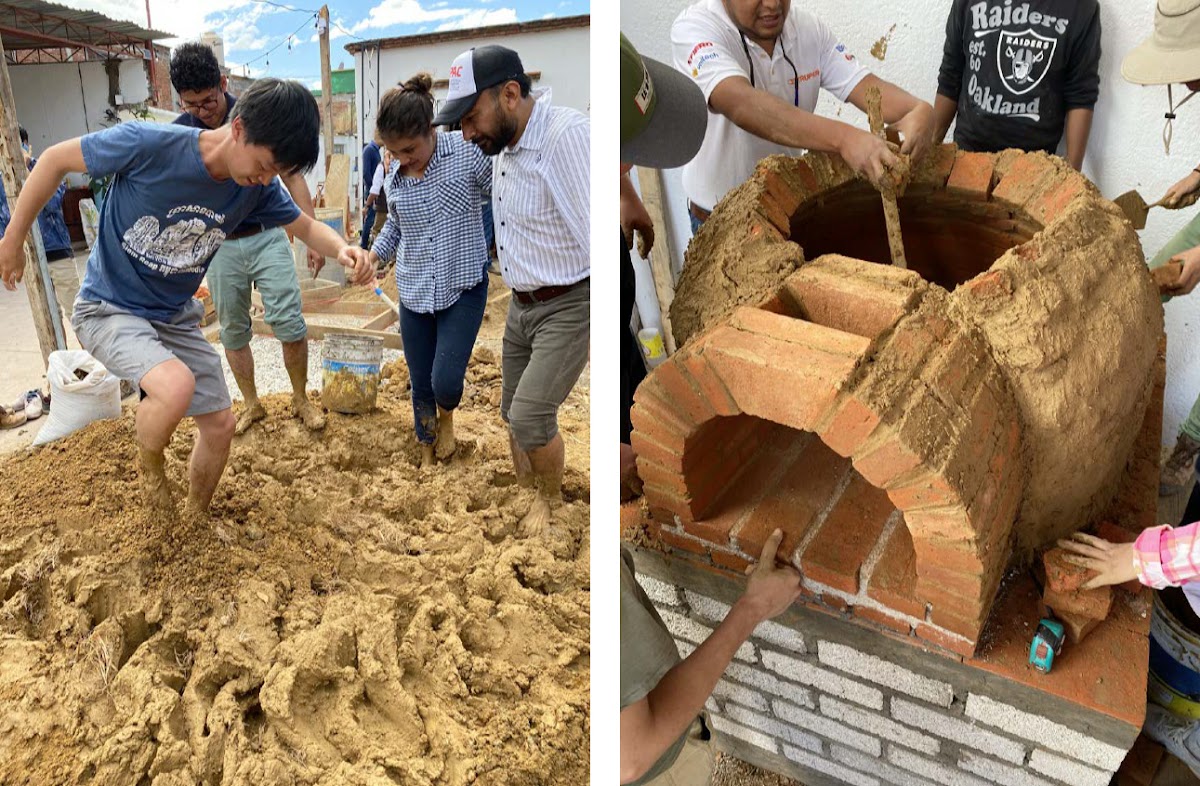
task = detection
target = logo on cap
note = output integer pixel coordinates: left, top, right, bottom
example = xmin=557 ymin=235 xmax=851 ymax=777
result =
xmin=635 ymin=62 xmax=654 ymax=115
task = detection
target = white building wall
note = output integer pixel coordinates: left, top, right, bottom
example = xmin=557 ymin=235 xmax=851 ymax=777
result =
xmin=623 ymin=0 xmax=1200 ymax=447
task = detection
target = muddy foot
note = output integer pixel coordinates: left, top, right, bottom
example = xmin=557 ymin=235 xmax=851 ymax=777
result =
xmin=140 ymin=449 xmax=176 ymax=516
xmin=235 ymin=402 xmax=268 ymax=435
xmin=434 ymin=426 xmax=457 ymax=461
xmin=518 ymin=495 xmax=554 ymax=538
xmin=420 ymin=443 xmax=435 ymax=469
xmin=293 ymin=397 xmax=326 ymax=431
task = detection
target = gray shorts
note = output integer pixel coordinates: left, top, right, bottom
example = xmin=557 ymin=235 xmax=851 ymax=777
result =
xmin=72 ymin=298 xmax=232 ymax=417
xmin=501 ymin=280 xmax=589 ymax=451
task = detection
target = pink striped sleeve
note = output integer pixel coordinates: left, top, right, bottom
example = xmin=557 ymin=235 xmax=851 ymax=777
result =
xmin=1135 ymin=523 xmax=1200 ymax=588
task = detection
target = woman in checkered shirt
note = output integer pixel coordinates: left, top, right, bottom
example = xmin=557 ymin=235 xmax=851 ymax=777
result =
xmin=367 ymin=72 xmax=494 ymax=467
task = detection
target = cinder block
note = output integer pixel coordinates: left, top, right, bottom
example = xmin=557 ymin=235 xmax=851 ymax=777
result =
xmin=709 ymin=713 xmax=780 ymax=755
xmin=958 ymin=751 xmax=1055 ymax=786
xmin=659 ymin=609 xmax=713 ymax=645
xmin=723 ymin=661 xmax=813 ymax=708
xmin=964 ymin=694 xmax=1127 ymax=771
xmin=891 ymin=697 xmax=1025 ymax=764
xmin=706 ymin=696 xmax=720 ymax=714
xmin=831 ymin=744 xmax=938 ymax=786
xmin=782 ymin=743 xmax=880 ymax=786
xmin=1027 ymin=748 xmax=1108 ymax=786
xmin=817 ymin=641 xmax=954 ymax=708
xmin=713 ymin=679 xmax=770 ymax=713
xmin=722 ymin=701 xmax=822 ymax=753
xmin=819 ymin=696 xmax=939 ymax=756
xmin=887 ymin=746 xmax=990 ymax=786
xmin=683 ymin=589 xmax=731 ymax=624
xmin=762 ymin=650 xmax=884 ymax=710
xmin=675 ymin=639 xmax=695 ymax=658
xmin=635 ymin=574 xmax=681 ymax=607
xmin=773 ymin=698 xmax=882 ymax=757
xmin=753 ymin=619 xmax=807 ymax=653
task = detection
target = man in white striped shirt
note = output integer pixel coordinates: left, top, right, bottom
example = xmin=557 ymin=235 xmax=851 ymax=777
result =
xmin=434 ymin=45 xmax=590 ymax=536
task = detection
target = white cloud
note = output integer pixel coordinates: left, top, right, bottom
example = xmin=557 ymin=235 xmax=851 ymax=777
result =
xmin=433 ymin=8 xmax=518 ymax=31
xmin=542 ymin=12 xmax=555 ymax=19
xmin=308 ymin=79 xmax=322 ymax=90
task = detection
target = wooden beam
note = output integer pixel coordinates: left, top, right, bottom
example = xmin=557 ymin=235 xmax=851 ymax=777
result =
xmin=0 ymin=30 xmax=65 ymax=365
xmin=633 ymin=166 xmax=679 ymax=355
xmin=318 ymin=6 xmax=334 ymax=172
xmin=361 ymin=307 xmax=397 ymax=332
xmin=253 ymin=317 xmax=403 ymax=350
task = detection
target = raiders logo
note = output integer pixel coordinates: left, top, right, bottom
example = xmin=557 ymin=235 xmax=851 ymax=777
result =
xmin=996 ymin=28 xmax=1056 ymax=96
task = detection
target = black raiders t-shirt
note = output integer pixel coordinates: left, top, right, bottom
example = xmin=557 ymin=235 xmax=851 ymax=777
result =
xmin=937 ymin=0 xmax=1101 ymax=154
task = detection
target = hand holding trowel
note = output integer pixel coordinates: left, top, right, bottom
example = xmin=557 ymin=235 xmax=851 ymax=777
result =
xmin=1114 ymin=171 xmax=1200 ymax=229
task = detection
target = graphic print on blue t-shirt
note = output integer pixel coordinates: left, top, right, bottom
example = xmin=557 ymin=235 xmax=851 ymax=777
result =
xmin=79 ymin=122 xmax=300 ymax=323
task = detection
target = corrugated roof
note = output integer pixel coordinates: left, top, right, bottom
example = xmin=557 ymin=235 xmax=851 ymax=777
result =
xmin=344 ymin=14 xmax=588 ymax=54
xmin=0 ymin=0 xmax=171 ymax=54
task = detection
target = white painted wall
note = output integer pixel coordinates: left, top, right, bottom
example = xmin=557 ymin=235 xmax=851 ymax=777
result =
xmin=623 ymin=0 xmax=1200 ymax=447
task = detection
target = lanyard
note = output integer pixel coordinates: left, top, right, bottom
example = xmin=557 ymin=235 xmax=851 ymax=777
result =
xmin=739 ymin=31 xmax=800 ymax=108
xmin=1164 ymin=83 xmax=1200 ymax=155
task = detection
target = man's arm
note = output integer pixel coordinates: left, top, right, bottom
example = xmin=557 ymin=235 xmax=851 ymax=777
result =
xmin=933 ymin=94 xmax=958 ymax=145
xmin=620 ymin=172 xmax=654 ymax=256
xmin=545 ymin=121 xmax=591 ymax=256
xmin=934 ymin=0 xmax=966 ymax=144
xmin=708 ymin=76 xmax=899 ymax=188
xmin=0 ymin=139 xmax=86 ymax=289
xmin=620 ymin=530 xmax=803 ymax=783
xmin=1064 ymin=109 xmax=1093 ymax=171
xmin=846 ymin=74 xmax=935 ymax=163
xmin=285 ymin=212 xmax=373 ymax=285
xmin=282 ymin=172 xmax=324 ymax=275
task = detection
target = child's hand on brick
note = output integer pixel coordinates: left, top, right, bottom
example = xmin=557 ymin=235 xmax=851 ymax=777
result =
xmin=737 ymin=528 xmax=803 ymax=622
xmin=1056 ymin=533 xmax=1138 ymax=590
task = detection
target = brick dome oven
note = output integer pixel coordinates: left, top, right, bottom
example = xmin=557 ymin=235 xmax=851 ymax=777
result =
xmin=631 ymin=146 xmax=1163 ymax=656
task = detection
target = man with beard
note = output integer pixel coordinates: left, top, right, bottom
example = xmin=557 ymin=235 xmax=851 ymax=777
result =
xmin=432 ymin=45 xmax=589 ymax=537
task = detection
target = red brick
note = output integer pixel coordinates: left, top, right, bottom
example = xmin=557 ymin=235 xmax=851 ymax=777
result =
xmin=912 ymin=143 xmax=956 ymax=188
xmin=866 ymin=522 xmax=928 ymax=619
xmin=1055 ymin=607 xmax=1103 ymax=645
xmin=801 ymin=474 xmax=896 ymax=594
xmin=916 ymin=623 xmax=977 ymax=658
xmin=785 ymin=158 xmax=822 ymax=194
xmin=992 ymin=154 xmax=1059 ymax=210
xmin=756 ymin=201 xmax=791 ymax=236
xmin=905 ymin=505 xmax=975 ymax=542
xmin=760 ymin=170 xmax=802 ymax=221
xmin=1043 ymin=547 xmax=1097 ymax=594
xmin=632 ymin=385 xmax=701 ymax=436
xmin=916 ymin=568 xmax=988 ymax=606
xmin=631 ymin=430 xmax=685 ymax=474
xmin=680 ymin=346 xmax=741 ymax=417
xmin=1027 ymin=175 xmax=1088 ymax=225
xmin=853 ymin=435 xmax=925 ymax=489
xmin=782 ymin=267 xmax=915 ymax=340
xmin=705 ymin=324 xmax=861 ymax=434
xmin=822 ymin=594 xmax=851 ymax=614
xmin=645 ymin=360 xmax=717 ymax=427
xmin=630 ymin=401 xmax=689 ymax=454
xmin=818 ymin=394 xmax=884 ymax=458
xmin=946 ymin=151 xmax=996 ymax=200
xmin=686 ymin=432 xmax=797 ymax=544
xmin=1043 ymin=584 xmax=1113 ymax=621
xmin=727 ymin=307 xmax=873 ymax=359
xmin=855 ymin=604 xmax=914 ymax=634
xmin=734 ymin=436 xmax=852 ymax=563
xmin=643 ymin=484 xmax=698 ymax=522
xmin=655 ymin=526 xmax=710 ymax=557
xmin=620 ymin=501 xmax=644 ymax=534
xmin=1095 ymin=520 xmax=1138 ymax=543
xmin=886 ymin=473 xmax=962 ymax=511
xmin=961 ymin=269 xmax=1014 ymax=301
xmin=929 ymin=606 xmax=987 ymax=640
xmin=912 ymin=541 xmax=986 ymax=575
xmin=637 ymin=459 xmax=694 ymax=499
xmin=711 ymin=549 xmax=754 ymax=574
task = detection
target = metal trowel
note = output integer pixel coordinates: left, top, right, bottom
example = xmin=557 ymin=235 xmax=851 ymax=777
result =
xmin=1113 ymin=189 xmax=1200 ymax=230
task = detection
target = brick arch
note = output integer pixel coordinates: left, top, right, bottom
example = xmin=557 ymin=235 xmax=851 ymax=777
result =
xmin=632 ymin=255 xmax=1025 ymax=652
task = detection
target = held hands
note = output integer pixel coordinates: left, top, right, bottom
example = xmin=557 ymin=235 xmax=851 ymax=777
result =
xmin=736 ymin=528 xmax=804 ymax=623
xmin=890 ymin=102 xmax=934 ymax=164
xmin=1055 ymin=533 xmax=1139 ymax=591
xmin=338 ymin=246 xmax=374 ymax=286
xmin=0 ymin=236 xmax=24 ymax=291
xmin=1161 ymin=170 xmax=1200 ymax=207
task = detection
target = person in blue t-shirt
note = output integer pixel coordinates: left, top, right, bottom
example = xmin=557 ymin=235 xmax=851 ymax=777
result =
xmin=171 ymin=42 xmax=326 ymax=435
xmin=0 ymin=78 xmax=374 ymax=517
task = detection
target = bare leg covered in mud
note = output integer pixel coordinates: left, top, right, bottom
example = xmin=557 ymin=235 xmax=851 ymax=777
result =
xmin=282 ymin=339 xmax=325 ymax=430
xmin=226 ymin=346 xmax=266 ymax=434
xmin=435 ymin=406 xmax=456 ymax=460
xmin=136 ymin=359 xmax=195 ymax=514
xmin=186 ymin=409 xmax=235 ymax=513
xmin=512 ymin=430 xmax=565 ymax=538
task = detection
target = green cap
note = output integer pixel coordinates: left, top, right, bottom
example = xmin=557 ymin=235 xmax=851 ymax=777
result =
xmin=620 ymin=33 xmax=707 ymax=168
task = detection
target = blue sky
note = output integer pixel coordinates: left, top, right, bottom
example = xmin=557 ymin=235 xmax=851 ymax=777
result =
xmin=63 ymin=0 xmax=589 ymax=87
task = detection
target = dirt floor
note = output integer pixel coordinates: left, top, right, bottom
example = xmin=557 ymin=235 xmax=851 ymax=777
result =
xmin=0 ymin=280 xmax=590 ymax=785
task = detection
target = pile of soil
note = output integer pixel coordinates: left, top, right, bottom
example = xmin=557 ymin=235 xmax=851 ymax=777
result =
xmin=0 ymin=347 xmax=590 ymax=785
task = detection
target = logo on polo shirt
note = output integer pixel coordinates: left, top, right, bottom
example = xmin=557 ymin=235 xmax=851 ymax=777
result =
xmin=836 ymin=43 xmax=855 ymax=62
xmin=789 ymin=68 xmax=820 ymax=86
xmin=692 ymin=51 xmax=720 ymax=77
xmin=688 ymin=41 xmax=714 ymax=65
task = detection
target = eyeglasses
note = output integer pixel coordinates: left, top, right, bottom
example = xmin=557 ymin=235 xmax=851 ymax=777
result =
xmin=181 ymin=92 xmax=221 ymax=112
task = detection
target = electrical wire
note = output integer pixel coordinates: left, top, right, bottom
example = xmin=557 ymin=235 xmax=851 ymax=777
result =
xmin=244 ymin=0 xmax=365 ymax=41
xmin=240 ymin=12 xmax=317 ymax=67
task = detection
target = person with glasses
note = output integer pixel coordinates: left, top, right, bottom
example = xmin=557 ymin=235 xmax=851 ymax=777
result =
xmin=671 ymin=0 xmax=934 ymax=233
xmin=169 ymin=42 xmax=327 ymax=435
xmin=933 ymin=0 xmax=1101 ymax=170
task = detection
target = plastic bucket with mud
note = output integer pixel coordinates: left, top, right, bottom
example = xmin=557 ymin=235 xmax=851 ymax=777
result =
xmin=321 ymin=333 xmax=383 ymax=414
xmin=1149 ymin=588 xmax=1200 ymax=718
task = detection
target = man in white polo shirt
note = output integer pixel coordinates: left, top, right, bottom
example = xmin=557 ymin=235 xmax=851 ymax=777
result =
xmin=674 ymin=0 xmax=935 ymax=230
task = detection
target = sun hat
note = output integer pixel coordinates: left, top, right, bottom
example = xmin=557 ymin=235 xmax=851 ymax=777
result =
xmin=620 ymin=33 xmax=707 ymax=168
xmin=1123 ymin=1 xmax=1200 ymax=85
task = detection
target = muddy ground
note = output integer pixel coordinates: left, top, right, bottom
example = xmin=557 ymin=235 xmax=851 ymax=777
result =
xmin=0 ymin=286 xmax=590 ymax=786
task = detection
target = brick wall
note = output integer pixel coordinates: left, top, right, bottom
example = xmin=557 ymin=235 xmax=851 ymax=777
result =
xmin=628 ymin=545 xmax=1147 ymax=786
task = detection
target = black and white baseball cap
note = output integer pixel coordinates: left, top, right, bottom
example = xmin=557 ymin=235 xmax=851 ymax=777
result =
xmin=433 ymin=45 xmax=526 ymax=126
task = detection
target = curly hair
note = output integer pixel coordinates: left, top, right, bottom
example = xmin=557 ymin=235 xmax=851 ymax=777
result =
xmin=170 ymin=42 xmax=222 ymax=94
xmin=376 ymin=72 xmax=435 ymax=140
